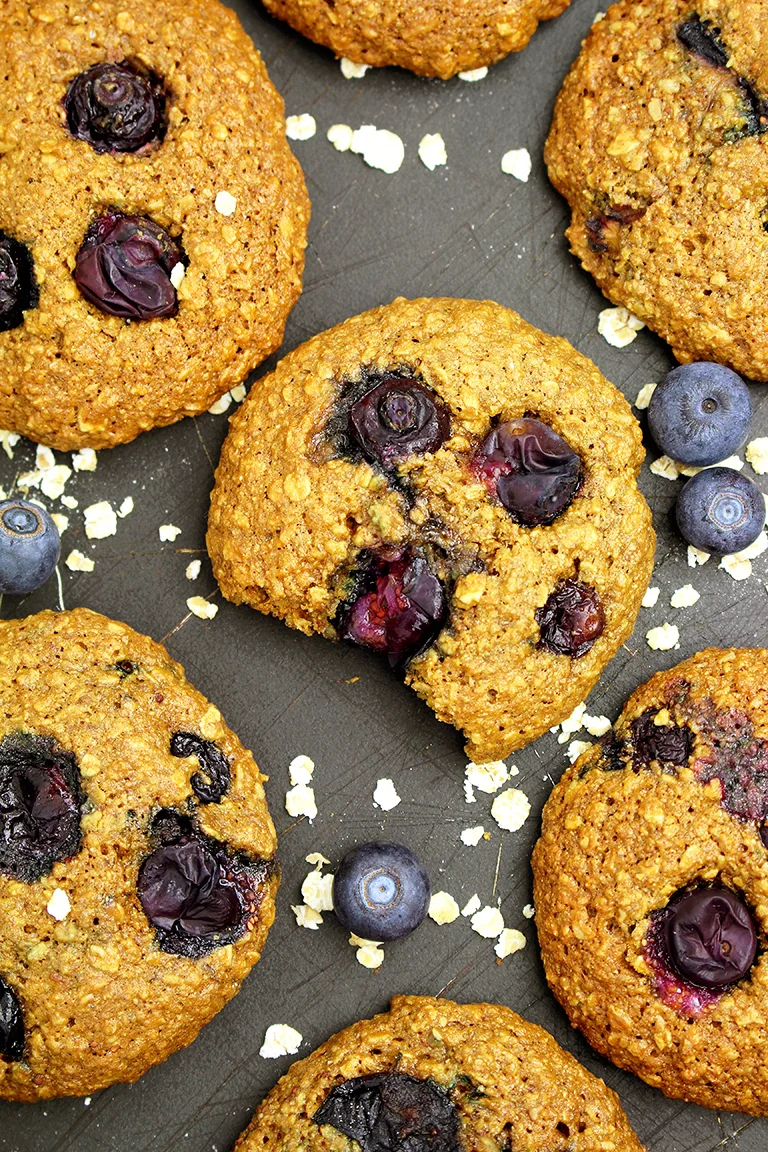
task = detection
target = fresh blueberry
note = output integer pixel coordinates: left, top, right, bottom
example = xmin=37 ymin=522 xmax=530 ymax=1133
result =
xmin=472 ymin=418 xmax=582 ymax=526
xmin=630 ymin=711 xmax=693 ymax=768
xmin=332 ymin=842 xmax=430 ymax=942
xmin=663 ymin=887 xmax=757 ymax=989
xmin=314 ymin=1072 xmax=460 ymax=1151
xmin=347 ymin=376 xmax=450 ymax=470
xmin=0 ymin=233 xmax=38 ymax=333
xmin=170 ymin=732 xmax=231 ymax=805
xmin=676 ymin=467 xmax=764 ymax=555
xmin=0 ymin=734 xmax=83 ymax=883
xmin=535 ymin=577 xmax=604 ymax=657
xmin=0 ymin=977 xmax=24 ymax=1063
xmin=75 ymin=211 xmax=182 ymax=321
xmin=336 ymin=550 xmax=447 ymax=669
xmin=0 ymin=499 xmax=61 ymax=595
xmin=648 ymin=363 xmax=752 ymax=466
xmin=64 ymin=61 xmax=166 ymax=154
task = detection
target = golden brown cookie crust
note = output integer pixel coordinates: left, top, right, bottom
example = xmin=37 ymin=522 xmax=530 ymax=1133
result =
xmin=0 ymin=608 xmax=278 ymax=1101
xmin=235 ymin=995 xmax=646 ymax=1150
xmin=533 ymin=648 xmax=768 ymax=1115
xmin=0 ymin=0 xmax=309 ymax=450
xmin=546 ymin=0 xmax=768 ymax=380
xmin=261 ymin=0 xmax=570 ymax=78
xmin=207 ymin=296 xmax=654 ymax=763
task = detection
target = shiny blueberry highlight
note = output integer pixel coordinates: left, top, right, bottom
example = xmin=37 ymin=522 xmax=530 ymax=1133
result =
xmin=664 ymin=887 xmax=757 ymax=990
xmin=314 ymin=1072 xmax=460 ymax=1152
xmin=472 ymin=417 xmax=582 ymax=526
xmin=347 ymin=376 xmax=451 ymax=471
xmin=0 ymin=499 xmax=61 ymax=596
xmin=676 ymin=467 xmax=764 ymax=555
xmin=64 ymin=61 xmax=166 ymax=154
xmin=0 ymin=232 xmax=38 ymax=333
xmin=535 ymin=577 xmax=604 ymax=658
xmin=648 ymin=363 xmax=752 ymax=467
xmin=0 ymin=978 xmax=24 ymax=1063
xmin=332 ymin=842 xmax=430 ymax=942
xmin=75 ymin=211 xmax=181 ymax=321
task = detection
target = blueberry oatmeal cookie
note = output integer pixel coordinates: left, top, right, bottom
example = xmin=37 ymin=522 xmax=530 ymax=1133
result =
xmin=0 ymin=609 xmax=278 ymax=1101
xmin=207 ymin=297 xmax=654 ymax=763
xmin=546 ymin=0 xmax=768 ymax=380
xmin=234 ymin=996 xmax=646 ymax=1150
xmin=533 ymin=648 xmax=768 ymax=1114
xmin=261 ymin=0 xmax=571 ymax=79
xmin=0 ymin=0 xmax=309 ymax=450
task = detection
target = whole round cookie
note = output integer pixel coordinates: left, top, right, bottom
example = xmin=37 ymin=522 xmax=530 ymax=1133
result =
xmin=235 ymin=995 xmax=646 ymax=1150
xmin=207 ymin=296 xmax=654 ymax=763
xmin=261 ymin=0 xmax=570 ymax=79
xmin=546 ymin=0 xmax=768 ymax=380
xmin=0 ymin=0 xmax=309 ymax=450
xmin=533 ymin=648 xmax=768 ymax=1114
xmin=0 ymin=608 xmax=278 ymax=1101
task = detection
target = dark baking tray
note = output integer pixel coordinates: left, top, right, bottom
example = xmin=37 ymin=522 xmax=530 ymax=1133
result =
xmin=1 ymin=1 xmax=767 ymax=1149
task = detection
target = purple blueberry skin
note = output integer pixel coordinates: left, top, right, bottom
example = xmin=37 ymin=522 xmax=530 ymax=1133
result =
xmin=64 ymin=61 xmax=166 ymax=154
xmin=137 ymin=838 xmax=241 ymax=941
xmin=0 ymin=232 xmax=38 ymax=333
xmin=676 ymin=467 xmax=764 ymax=555
xmin=0 ymin=500 xmax=61 ymax=595
xmin=347 ymin=377 xmax=451 ymax=470
xmin=630 ymin=711 xmax=693 ymax=767
xmin=332 ymin=842 xmax=431 ymax=942
xmin=472 ymin=418 xmax=583 ymax=526
xmin=74 ymin=211 xmax=181 ymax=321
xmin=535 ymin=578 xmax=604 ymax=658
xmin=0 ymin=978 xmax=24 ymax=1063
xmin=170 ymin=732 xmax=231 ymax=805
xmin=663 ymin=887 xmax=757 ymax=989
xmin=314 ymin=1072 xmax=460 ymax=1152
xmin=648 ymin=363 xmax=752 ymax=467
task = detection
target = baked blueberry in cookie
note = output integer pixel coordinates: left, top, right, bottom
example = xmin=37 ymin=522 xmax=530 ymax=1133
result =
xmin=0 ymin=609 xmax=278 ymax=1101
xmin=74 ymin=211 xmax=182 ymax=321
xmin=64 ymin=61 xmax=166 ymax=154
xmin=0 ymin=233 xmax=38 ymax=334
xmin=534 ymin=648 xmax=768 ymax=1114
xmin=546 ymin=0 xmax=768 ymax=378
xmin=208 ymin=298 xmax=653 ymax=762
xmin=233 ymin=996 xmax=646 ymax=1151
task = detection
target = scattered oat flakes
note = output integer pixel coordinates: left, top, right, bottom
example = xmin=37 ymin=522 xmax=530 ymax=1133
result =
xmin=677 ymin=454 xmax=744 ymax=478
xmin=289 ymin=755 xmax=315 ymax=786
xmin=306 ymin=852 xmax=330 ymax=867
xmin=159 ymin=523 xmax=182 ymax=541
xmin=567 ymin=739 xmax=592 ymax=764
xmin=646 ymin=622 xmax=680 ymax=651
xmin=208 ymin=392 xmax=232 ymax=415
xmin=461 ymin=894 xmax=481 ymax=917
xmin=286 ymin=113 xmax=316 ymax=140
xmin=458 ymin=66 xmax=488 ymax=81
xmin=41 ymin=466 xmax=71 ymax=500
xmin=291 ymin=904 xmax=323 ymax=930
xmin=50 ymin=513 xmax=68 ymax=535
xmin=592 ymin=9 xmax=606 ymax=21
xmin=428 ymin=892 xmax=460 ymax=924
xmin=650 ymin=455 xmax=680 ymax=481
xmin=301 ymin=869 xmax=334 ymax=912
xmin=36 ymin=445 xmax=55 ymax=471
xmin=118 ymin=497 xmax=134 ymax=518
xmin=185 ymin=559 xmax=202 ymax=581
xmin=340 ymin=57 xmax=369 ymax=78
xmin=500 ymin=148 xmax=531 ymax=182
xmin=465 ymin=760 xmax=510 ymax=793
xmin=464 ymin=779 xmax=476 ymax=804
xmin=349 ymin=125 xmax=405 ymax=173
xmin=470 ymin=906 xmax=504 ymax=938
xmin=460 ymin=826 xmax=485 ymax=846
xmin=65 ymin=549 xmax=94 ymax=572
xmin=491 ymin=788 xmax=530 ymax=832
xmin=746 ymin=438 xmax=768 ymax=476
xmin=495 ymin=928 xmax=526 ymax=959
xmin=214 ymin=190 xmax=237 ymax=216
xmin=598 ymin=306 xmax=645 ymax=348
xmin=522 ymin=903 xmax=535 ymax=919
xmin=418 ymin=133 xmax=447 ymax=170
xmin=259 ymin=1024 xmax=303 ymax=1059
xmin=719 ymin=530 xmax=768 ymax=581
xmin=670 ymin=584 xmax=700 ymax=608
xmin=634 ymin=382 xmax=657 ymax=409
xmin=61 ymin=495 xmax=78 ymax=510
xmin=373 ymin=778 xmax=401 ymax=811
xmin=584 ymin=714 xmax=611 ymax=737
xmin=285 ymin=782 xmax=317 ymax=821
xmin=688 ymin=545 xmax=711 ymax=567
xmin=84 ymin=501 xmax=117 ymax=540
xmin=186 ymin=596 xmax=218 ymax=620
xmin=46 ymin=888 xmax=71 ymax=921
xmin=72 ymin=448 xmax=97 ymax=472
xmin=642 ymin=586 xmax=660 ymax=608
xmin=0 ymin=430 xmax=20 ymax=459
xmin=327 ymin=123 xmax=354 ymax=151
xmin=170 ymin=262 xmax=185 ymax=289
xmin=349 ymin=934 xmax=384 ymax=968
xmin=231 ymin=384 xmax=247 ymax=403
xmin=556 ymin=702 xmax=587 ymax=744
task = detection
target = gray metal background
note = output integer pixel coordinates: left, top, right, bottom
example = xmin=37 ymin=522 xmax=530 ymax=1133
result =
xmin=1 ymin=1 xmax=767 ymax=1148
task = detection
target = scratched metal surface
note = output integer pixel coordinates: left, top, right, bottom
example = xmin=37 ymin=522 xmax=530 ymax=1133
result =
xmin=1 ymin=1 xmax=768 ymax=1149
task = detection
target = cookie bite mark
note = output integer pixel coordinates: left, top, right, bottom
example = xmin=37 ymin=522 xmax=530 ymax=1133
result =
xmin=63 ymin=60 xmax=167 ymax=154
xmin=0 ymin=978 xmax=24 ymax=1063
xmin=0 ymin=734 xmax=84 ymax=883
xmin=74 ymin=211 xmax=182 ymax=321
xmin=535 ymin=577 xmax=604 ymax=658
xmin=170 ymin=732 xmax=231 ymax=805
xmin=471 ymin=417 xmax=583 ymax=526
xmin=0 ymin=232 xmax=38 ymax=333
xmin=314 ymin=1072 xmax=460 ymax=1151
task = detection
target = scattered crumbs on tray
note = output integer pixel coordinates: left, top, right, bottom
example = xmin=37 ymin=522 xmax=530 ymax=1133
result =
xmin=646 ymin=622 xmax=680 ymax=651
xmin=186 ymin=596 xmax=218 ymax=620
xmin=259 ymin=1024 xmax=303 ymax=1059
xmin=597 ymin=306 xmax=645 ymax=348
xmin=286 ymin=113 xmax=317 ymax=141
xmin=428 ymin=892 xmax=460 ymax=924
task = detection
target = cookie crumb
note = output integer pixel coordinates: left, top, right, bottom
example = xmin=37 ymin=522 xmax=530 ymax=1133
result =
xmin=185 ymin=559 xmax=202 ymax=580
xmin=72 ymin=448 xmax=97 ymax=472
xmin=470 ymin=906 xmax=504 ymax=938
xmin=65 ymin=549 xmax=94 ymax=572
xmin=598 ymin=306 xmax=645 ymax=348
xmin=500 ymin=148 xmax=531 ymax=182
xmin=670 ymin=584 xmax=700 ymax=608
xmin=159 ymin=524 xmax=182 ymax=542
xmin=428 ymin=891 xmax=460 ymax=924
xmin=373 ymin=777 xmax=401 ymax=810
xmin=460 ymin=826 xmax=485 ymax=846
xmin=491 ymin=788 xmax=531 ymax=831
xmin=186 ymin=596 xmax=218 ymax=620
xmin=46 ymin=888 xmax=71 ymax=921
xmin=286 ymin=113 xmax=317 ymax=141
xmin=495 ymin=928 xmax=526 ymax=959
xmin=458 ymin=66 xmax=488 ymax=81
xmin=461 ymin=894 xmax=481 ymax=917
xmin=642 ymin=586 xmax=660 ymax=608
xmin=340 ymin=57 xmax=369 ymax=78
xmin=84 ymin=501 xmax=117 ymax=540
xmin=418 ymin=132 xmax=447 ymax=170
xmin=214 ymin=190 xmax=237 ymax=216
xmin=646 ymin=622 xmax=680 ymax=651
xmin=634 ymin=382 xmax=657 ymax=409
xmin=259 ymin=1024 xmax=303 ymax=1059
xmin=746 ymin=438 xmax=768 ymax=476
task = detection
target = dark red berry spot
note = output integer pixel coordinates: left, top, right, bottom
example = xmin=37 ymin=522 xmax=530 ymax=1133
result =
xmin=630 ymin=710 xmax=693 ymax=768
xmin=0 ymin=232 xmax=38 ymax=333
xmin=64 ymin=61 xmax=166 ymax=154
xmin=336 ymin=550 xmax=447 ymax=669
xmin=535 ymin=577 xmax=604 ymax=658
xmin=114 ymin=659 xmax=137 ymax=677
xmin=0 ymin=734 xmax=83 ymax=883
xmin=347 ymin=376 xmax=450 ymax=471
xmin=74 ymin=211 xmax=181 ymax=321
xmin=471 ymin=418 xmax=582 ymax=526
xmin=0 ymin=978 xmax=24 ymax=1063
xmin=314 ymin=1072 xmax=460 ymax=1151
xmin=170 ymin=731 xmax=231 ymax=805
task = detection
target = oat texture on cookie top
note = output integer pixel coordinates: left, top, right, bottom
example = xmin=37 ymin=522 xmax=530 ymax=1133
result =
xmin=546 ymin=0 xmax=768 ymax=380
xmin=207 ymin=296 xmax=655 ymax=763
xmin=0 ymin=0 xmax=309 ymax=451
xmin=533 ymin=647 xmax=768 ymax=1116
xmin=0 ymin=608 xmax=278 ymax=1101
